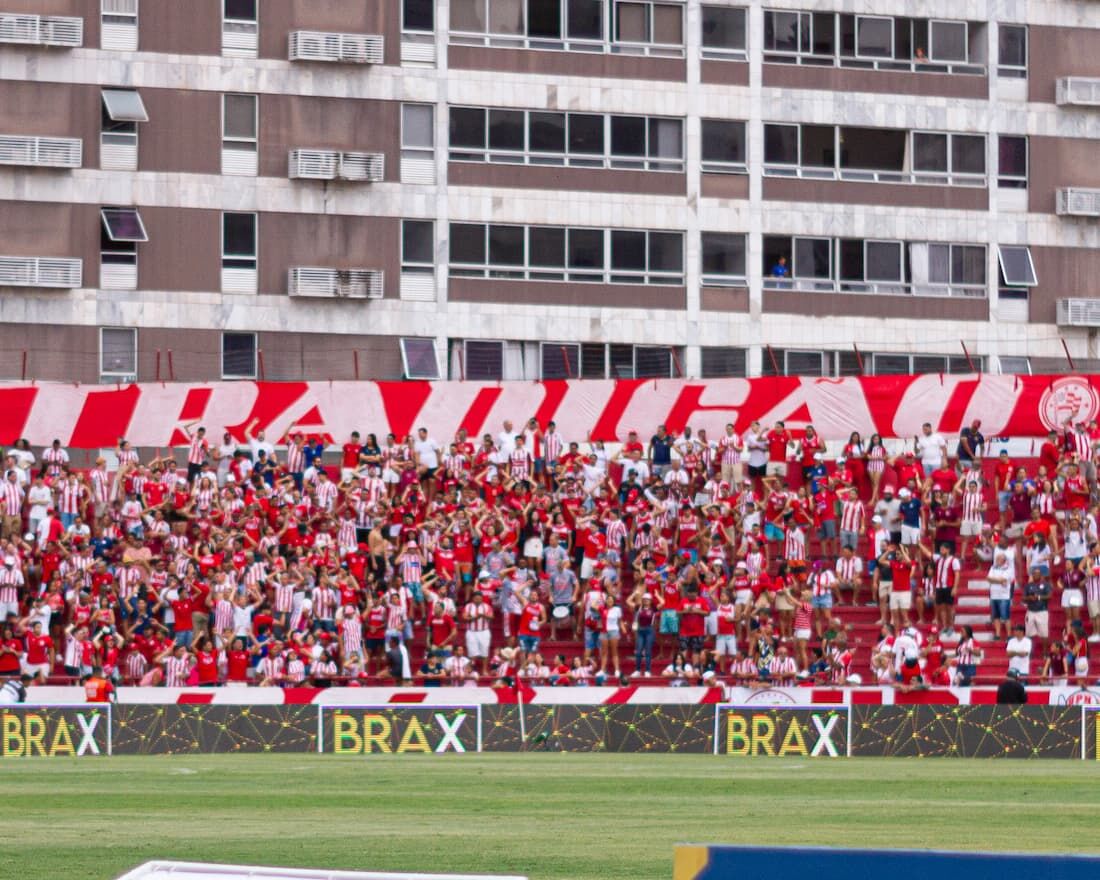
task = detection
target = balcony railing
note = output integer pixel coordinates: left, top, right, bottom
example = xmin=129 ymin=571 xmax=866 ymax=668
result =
xmin=1057 ymin=77 xmax=1100 ymax=107
xmin=763 ymin=49 xmax=984 ymax=76
xmin=288 ymin=31 xmax=384 ymax=63
xmin=0 ymin=134 xmax=81 ymax=168
xmin=288 ymin=149 xmax=384 ymax=182
xmin=1058 ymin=187 xmax=1100 ymax=217
xmin=763 ymin=278 xmax=986 ymax=298
xmin=762 ymin=164 xmax=986 ymax=188
xmin=288 ymin=268 xmax=384 ymax=299
xmin=0 ymin=12 xmax=83 ymax=47
xmin=0 ymin=255 xmax=82 ymax=288
xmin=448 ymin=30 xmax=684 ymax=58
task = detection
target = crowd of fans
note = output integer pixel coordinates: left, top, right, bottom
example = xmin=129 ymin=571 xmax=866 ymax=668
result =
xmin=0 ymin=412 xmax=1097 ymax=695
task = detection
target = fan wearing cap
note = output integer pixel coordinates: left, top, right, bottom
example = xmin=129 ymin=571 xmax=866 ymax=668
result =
xmin=896 ymin=486 xmax=923 ymax=548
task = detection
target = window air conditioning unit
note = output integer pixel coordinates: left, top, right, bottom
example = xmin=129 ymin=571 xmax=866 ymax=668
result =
xmin=1057 ymin=298 xmax=1100 ymax=327
xmin=1057 ymin=188 xmax=1100 ymax=217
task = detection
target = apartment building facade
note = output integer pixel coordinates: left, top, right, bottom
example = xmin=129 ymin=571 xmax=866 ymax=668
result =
xmin=1 ymin=0 xmax=1100 ymax=383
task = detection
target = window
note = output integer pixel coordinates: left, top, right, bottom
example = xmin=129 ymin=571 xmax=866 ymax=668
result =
xmin=568 ymin=0 xmax=603 ymax=39
xmin=222 ymin=93 xmax=258 ymax=175
xmin=450 ymin=107 xmax=682 ymax=171
xmin=402 ymin=103 xmax=435 ymax=157
xmin=864 ymin=240 xmax=902 ymax=282
xmin=700 ymin=232 xmax=746 ymax=285
xmin=541 ymin=342 xmax=580 ymax=379
xmin=701 ymin=5 xmax=746 ymax=58
xmin=222 ymin=332 xmax=257 ymax=380
xmin=763 ymin=10 xmax=809 ymax=54
xmin=101 ymin=0 xmax=138 ymax=52
xmin=794 ymin=237 xmax=831 ymax=280
xmin=998 ymin=245 xmax=1038 ymax=287
xmin=856 ymin=16 xmax=892 ymax=58
xmin=400 ymin=338 xmax=441 ymax=380
xmin=912 ymin=132 xmax=985 ymax=181
xmin=222 ymin=212 xmax=257 ymax=271
xmin=581 ymin=342 xmax=607 ymax=378
xmin=614 ymin=1 xmax=683 ymax=49
xmin=100 ymin=328 xmax=136 ymax=380
xmin=785 ymin=350 xmax=827 ymax=377
xmin=223 ymin=0 xmax=258 ymax=57
xmin=463 ymin=340 xmax=504 ymax=381
xmin=634 ymin=346 xmax=674 ymax=378
xmin=448 ymin=224 xmax=681 ymax=284
xmin=920 ymin=243 xmax=985 ymax=290
xmin=102 ymin=88 xmax=148 ymax=123
xmin=403 ymin=0 xmax=434 ymax=32
xmin=701 ymin=119 xmax=746 ymax=172
xmin=402 ymin=220 xmax=434 ymax=274
xmin=998 ymin=135 xmax=1027 ymax=189
xmin=999 ymin=356 xmax=1030 ymax=375
xmin=998 ymin=24 xmax=1027 ymax=78
xmin=700 ymin=347 xmax=747 ymax=378
xmin=928 ymin=20 xmax=966 ymax=62
xmin=763 ymin=123 xmax=799 ymax=168
xmin=100 ymin=207 xmax=148 ymax=242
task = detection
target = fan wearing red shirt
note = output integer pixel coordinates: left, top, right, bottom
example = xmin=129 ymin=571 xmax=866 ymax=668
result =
xmin=194 ymin=639 xmax=221 ymax=685
xmin=428 ymin=602 xmax=457 ymax=655
xmin=677 ymin=588 xmax=708 ymax=663
xmin=517 ymin=598 xmax=547 ymax=658
xmin=766 ymin=422 xmax=791 ymax=477
xmin=0 ymin=630 xmax=23 ymax=677
xmin=341 ymin=432 xmax=364 ymax=480
xmin=225 ymin=638 xmax=252 ymax=683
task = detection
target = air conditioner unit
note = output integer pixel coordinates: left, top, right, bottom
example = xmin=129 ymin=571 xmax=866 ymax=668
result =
xmin=288 ymin=149 xmax=339 ymax=180
xmin=289 ymin=31 xmax=383 ymax=64
xmin=1058 ymin=187 xmax=1100 ymax=217
xmin=334 ymin=269 xmax=384 ymax=299
xmin=1057 ymin=77 xmax=1100 ymax=107
xmin=289 ymin=267 xmax=383 ymax=299
xmin=1057 ymin=298 xmax=1100 ymax=327
xmin=337 ymin=151 xmax=384 ymax=182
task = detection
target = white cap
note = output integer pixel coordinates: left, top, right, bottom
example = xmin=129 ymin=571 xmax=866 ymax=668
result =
xmin=898 ymin=488 xmax=911 ymax=499
xmin=871 ymin=515 xmax=882 ymax=524
xmin=813 ymin=452 xmax=824 ymax=461
xmin=846 ymin=673 xmax=863 ymax=686
xmin=22 ymin=532 xmax=35 ymax=542
xmin=2 ymin=555 xmax=14 ymax=565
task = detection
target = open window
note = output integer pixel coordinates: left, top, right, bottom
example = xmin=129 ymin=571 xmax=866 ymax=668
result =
xmin=997 ymin=245 xmax=1037 ymax=287
xmin=400 ymin=338 xmax=441 ymax=380
xmin=102 ymin=88 xmax=148 ymax=123
xmin=100 ymin=207 xmax=148 ymax=242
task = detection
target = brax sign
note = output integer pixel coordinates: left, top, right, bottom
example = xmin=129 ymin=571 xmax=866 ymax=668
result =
xmin=322 ymin=707 xmax=477 ymax=754
xmin=1 ymin=707 xmax=109 ymax=757
xmin=719 ymin=707 xmax=848 ymax=757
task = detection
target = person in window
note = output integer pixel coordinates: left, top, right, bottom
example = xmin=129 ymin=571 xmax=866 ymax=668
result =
xmin=914 ymin=47 xmax=928 ymax=64
xmin=769 ymin=255 xmax=791 ymax=289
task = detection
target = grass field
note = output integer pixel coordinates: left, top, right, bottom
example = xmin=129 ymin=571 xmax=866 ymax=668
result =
xmin=3 ymin=755 xmax=1100 ymax=880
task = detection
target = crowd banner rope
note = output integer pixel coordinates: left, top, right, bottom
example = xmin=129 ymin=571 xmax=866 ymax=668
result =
xmin=0 ymin=375 xmax=1096 ymax=447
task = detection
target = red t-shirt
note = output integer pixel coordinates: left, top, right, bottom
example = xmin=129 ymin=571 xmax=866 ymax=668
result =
xmin=767 ymin=429 xmax=790 ymax=462
xmin=429 ymin=614 xmax=456 ymax=646
xmin=170 ymin=598 xmax=194 ymax=631
xmin=342 ymin=443 xmax=362 ymax=468
xmin=0 ymin=637 xmax=22 ymax=673
xmin=226 ymin=649 xmax=250 ymax=682
xmin=890 ymin=561 xmax=913 ymax=593
xmin=518 ymin=604 xmax=543 ymax=637
xmin=678 ymin=599 xmax=706 ymax=637
xmin=195 ymin=649 xmax=219 ymax=684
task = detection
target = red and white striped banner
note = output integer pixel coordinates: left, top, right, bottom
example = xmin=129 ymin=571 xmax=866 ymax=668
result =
xmin=0 ymin=374 xmax=1094 ymax=447
xmin=24 ymin=685 xmax=1100 ymax=706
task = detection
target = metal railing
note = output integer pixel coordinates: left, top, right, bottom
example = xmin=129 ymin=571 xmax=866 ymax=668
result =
xmin=0 ymin=255 xmax=82 ymax=288
xmin=763 ymin=164 xmax=986 ymax=188
xmin=449 ymin=147 xmax=683 ymax=173
xmin=288 ymin=30 xmax=384 ymax=63
xmin=449 ymin=263 xmax=684 ymax=286
xmin=0 ymin=134 xmax=81 ymax=168
xmin=763 ymin=277 xmax=986 ymax=298
xmin=763 ymin=49 xmax=984 ymax=76
xmin=449 ymin=30 xmax=683 ymax=58
xmin=288 ymin=267 xmax=384 ymax=299
xmin=0 ymin=12 xmax=83 ymax=47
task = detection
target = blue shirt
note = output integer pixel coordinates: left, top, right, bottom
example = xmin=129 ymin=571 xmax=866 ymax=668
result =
xmin=650 ymin=435 xmax=673 ymax=465
xmin=900 ymin=498 xmax=922 ymax=528
xmin=303 ymin=441 xmax=326 ymax=468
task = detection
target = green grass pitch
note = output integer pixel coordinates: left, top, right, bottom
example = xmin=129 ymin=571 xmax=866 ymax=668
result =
xmin=3 ymin=755 xmax=1100 ymax=880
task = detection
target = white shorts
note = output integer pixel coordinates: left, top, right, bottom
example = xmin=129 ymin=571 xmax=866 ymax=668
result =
xmin=382 ymin=469 xmax=400 ymax=484
xmin=794 ymin=627 xmax=812 ymax=641
xmin=1062 ymin=588 xmax=1085 ymax=609
xmin=21 ymin=662 xmax=48 ymax=678
xmin=466 ymin=629 xmax=491 ymax=659
xmin=1025 ymin=610 xmax=1049 ymax=639
xmin=960 ymin=521 xmax=982 ymax=537
xmin=580 ymin=557 xmax=597 ymax=581
xmin=766 ymin=462 xmax=787 ymax=477
xmin=715 ymin=634 xmax=738 ymax=656
xmin=901 ymin=525 xmax=922 ymax=545
xmin=734 ymin=589 xmax=753 ymax=606
xmin=0 ymin=601 xmax=18 ymax=621
xmin=704 ymin=611 xmax=718 ymax=636
xmin=889 ymin=592 xmax=912 ymax=611
xmin=1089 ymin=599 xmax=1100 ymax=619
xmin=340 ymin=467 xmax=357 ymax=482
xmin=1075 ymin=657 xmax=1090 ymax=676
